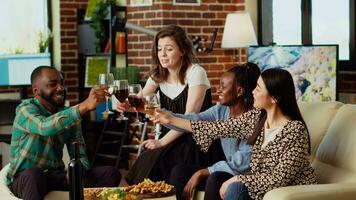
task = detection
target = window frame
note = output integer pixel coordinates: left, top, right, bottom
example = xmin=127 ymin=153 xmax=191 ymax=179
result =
xmin=257 ymin=0 xmax=355 ymax=70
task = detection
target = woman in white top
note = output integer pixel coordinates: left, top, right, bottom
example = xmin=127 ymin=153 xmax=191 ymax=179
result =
xmin=123 ymin=25 xmax=224 ymax=184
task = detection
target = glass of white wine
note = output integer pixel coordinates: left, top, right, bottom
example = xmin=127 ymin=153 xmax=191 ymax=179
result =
xmin=98 ymin=73 xmax=114 ymax=117
xmin=144 ymin=94 xmax=161 ymax=139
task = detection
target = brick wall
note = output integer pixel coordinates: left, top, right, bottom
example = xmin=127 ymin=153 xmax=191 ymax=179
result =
xmin=126 ymin=0 xmax=245 ymax=102
xmin=60 ymin=0 xmax=89 ymax=105
xmin=1 ymin=0 xmax=355 ymax=104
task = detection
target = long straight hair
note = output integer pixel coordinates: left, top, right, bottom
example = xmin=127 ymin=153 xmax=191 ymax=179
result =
xmin=247 ymin=68 xmax=311 ymax=154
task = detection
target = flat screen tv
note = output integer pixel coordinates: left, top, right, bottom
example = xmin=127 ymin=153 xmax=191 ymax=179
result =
xmin=247 ymin=45 xmax=338 ymax=102
xmin=0 ymin=53 xmax=51 ymax=86
xmin=0 ymin=0 xmax=51 ymax=86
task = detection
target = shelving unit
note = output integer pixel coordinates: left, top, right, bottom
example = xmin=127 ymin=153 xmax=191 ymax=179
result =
xmin=109 ymin=5 xmax=128 ymax=68
xmin=77 ymin=5 xmax=128 ymax=102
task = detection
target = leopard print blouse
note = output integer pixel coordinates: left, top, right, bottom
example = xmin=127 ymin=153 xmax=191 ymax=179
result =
xmin=191 ymin=108 xmax=317 ymax=200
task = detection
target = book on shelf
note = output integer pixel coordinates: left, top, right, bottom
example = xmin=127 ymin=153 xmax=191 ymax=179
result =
xmin=103 ymin=33 xmax=126 ymax=54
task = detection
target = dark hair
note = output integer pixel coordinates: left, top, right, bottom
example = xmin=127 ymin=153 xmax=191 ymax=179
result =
xmin=148 ymin=25 xmax=198 ymax=84
xmin=30 ymin=65 xmax=55 ymax=85
xmin=247 ymin=68 xmax=311 ymax=154
xmin=227 ymin=62 xmax=261 ymax=110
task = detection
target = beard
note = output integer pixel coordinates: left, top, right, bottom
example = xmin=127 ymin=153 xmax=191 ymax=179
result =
xmin=39 ymin=89 xmax=65 ymax=108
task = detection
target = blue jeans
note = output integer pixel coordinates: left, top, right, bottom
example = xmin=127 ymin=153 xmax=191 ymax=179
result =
xmin=224 ymin=182 xmax=250 ymax=200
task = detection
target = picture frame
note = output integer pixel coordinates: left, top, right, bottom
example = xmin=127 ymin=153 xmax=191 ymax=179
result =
xmin=130 ymin=0 xmax=153 ymax=7
xmin=173 ymin=0 xmax=200 ymax=6
xmin=85 ymin=56 xmax=110 ymax=87
xmin=248 ymin=45 xmax=339 ymax=102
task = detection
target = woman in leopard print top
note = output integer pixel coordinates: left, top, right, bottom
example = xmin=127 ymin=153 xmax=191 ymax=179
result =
xmin=153 ymin=68 xmax=317 ymax=200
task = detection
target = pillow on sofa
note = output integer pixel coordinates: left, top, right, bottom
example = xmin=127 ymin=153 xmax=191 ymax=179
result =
xmin=314 ymin=104 xmax=356 ymax=184
xmin=298 ymin=101 xmax=343 ymax=158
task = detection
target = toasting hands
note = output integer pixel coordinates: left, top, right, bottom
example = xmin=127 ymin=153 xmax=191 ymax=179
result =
xmin=149 ymin=109 xmax=174 ymax=125
xmin=78 ymin=87 xmax=110 ymax=115
xmin=150 ymin=109 xmax=193 ymax=133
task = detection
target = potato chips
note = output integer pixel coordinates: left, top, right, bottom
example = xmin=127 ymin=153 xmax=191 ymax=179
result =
xmin=123 ymin=178 xmax=174 ymax=195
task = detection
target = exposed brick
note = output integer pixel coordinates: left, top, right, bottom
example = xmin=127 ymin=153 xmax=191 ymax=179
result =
xmin=61 ymin=23 xmax=75 ymax=29
xmin=60 ymin=9 xmax=76 ymax=16
xmin=178 ymin=19 xmax=194 ymax=26
xmin=187 ymin=12 xmax=201 ymax=18
xmin=145 ymin=12 xmax=156 ymax=18
xmin=61 ymin=37 xmax=75 ymax=43
xmin=210 ymin=20 xmax=224 ymax=26
xmin=172 ymin=12 xmax=186 ymax=18
xmin=194 ymin=20 xmax=209 ymax=26
xmin=61 ymin=51 xmax=76 ymax=57
xmin=209 ymin=5 xmax=223 ymax=11
xmin=203 ymin=12 xmax=215 ymax=18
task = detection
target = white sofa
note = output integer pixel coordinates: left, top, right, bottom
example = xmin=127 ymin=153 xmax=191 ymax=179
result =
xmin=2 ymin=102 xmax=356 ymax=200
xmin=263 ymin=101 xmax=356 ymax=200
xmin=193 ymin=101 xmax=356 ymax=200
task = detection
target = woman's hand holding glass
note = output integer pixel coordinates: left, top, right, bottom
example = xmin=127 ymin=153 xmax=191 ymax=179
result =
xmin=144 ymin=94 xmax=162 ymax=139
xmin=149 ymin=109 xmax=174 ymax=125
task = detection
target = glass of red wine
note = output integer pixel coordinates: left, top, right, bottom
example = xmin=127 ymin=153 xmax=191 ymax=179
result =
xmin=128 ymin=84 xmax=144 ymax=126
xmin=113 ymin=80 xmax=129 ymax=121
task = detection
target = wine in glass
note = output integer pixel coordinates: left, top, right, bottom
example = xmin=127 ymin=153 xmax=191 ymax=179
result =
xmin=98 ymin=73 xmax=114 ymax=117
xmin=128 ymin=84 xmax=144 ymax=126
xmin=144 ymin=94 xmax=161 ymax=139
xmin=113 ymin=80 xmax=129 ymax=121
xmin=98 ymin=74 xmax=114 ymax=119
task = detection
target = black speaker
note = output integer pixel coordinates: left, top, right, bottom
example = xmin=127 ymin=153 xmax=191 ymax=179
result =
xmin=78 ymin=23 xmax=96 ymax=54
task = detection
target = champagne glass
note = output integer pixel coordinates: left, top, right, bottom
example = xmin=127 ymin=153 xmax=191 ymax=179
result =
xmin=98 ymin=73 xmax=114 ymax=117
xmin=113 ymin=80 xmax=129 ymax=121
xmin=144 ymin=94 xmax=161 ymax=139
xmin=128 ymin=84 xmax=144 ymax=126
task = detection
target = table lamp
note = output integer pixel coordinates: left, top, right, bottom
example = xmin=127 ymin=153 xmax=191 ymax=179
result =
xmin=221 ymin=11 xmax=257 ymax=63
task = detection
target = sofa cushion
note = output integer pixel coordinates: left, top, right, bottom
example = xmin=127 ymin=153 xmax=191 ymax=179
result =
xmin=298 ymin=101 xmax=343 ymax=159
xmin=0 ymin=164 xmax=20 ymax=200
xmin=313 ymin=104 xmax=356 ymax=184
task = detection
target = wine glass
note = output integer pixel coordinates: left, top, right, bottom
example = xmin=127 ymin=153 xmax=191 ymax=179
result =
xmin=113 ymin=80 xmax=129 ymax=121
xmin=144 ymin=94 xmax=161 ymax=139
xmin=98 ymin=73 xmax=114 ymax=117
xmin=128 ymin=84 xmax=144 ymax=126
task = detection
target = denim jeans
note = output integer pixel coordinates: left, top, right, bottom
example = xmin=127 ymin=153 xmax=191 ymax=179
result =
xmin=224 ymin=182 xmax=250 ymax=200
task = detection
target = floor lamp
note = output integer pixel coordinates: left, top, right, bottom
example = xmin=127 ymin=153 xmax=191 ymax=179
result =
xmin=221 ymin=11 xmax=257 ymax=64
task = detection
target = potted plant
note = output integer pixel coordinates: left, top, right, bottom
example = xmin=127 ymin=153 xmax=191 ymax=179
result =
xmin=90 ymin=0 xmax=115 ymax=53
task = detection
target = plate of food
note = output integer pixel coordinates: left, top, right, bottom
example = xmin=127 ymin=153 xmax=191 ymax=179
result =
xmin=84 ymin=187 xmax=138 ymax=200
xmin=123 ymin=178 xmax=175 ymax=198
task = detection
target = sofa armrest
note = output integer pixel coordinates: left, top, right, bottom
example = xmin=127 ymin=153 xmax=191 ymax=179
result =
xmin=263 ymin=183 xmax=356 ymax=200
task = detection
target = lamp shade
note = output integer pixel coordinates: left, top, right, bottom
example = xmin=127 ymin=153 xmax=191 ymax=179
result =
xmin=221 ymin=11 xmax=257 ymax=48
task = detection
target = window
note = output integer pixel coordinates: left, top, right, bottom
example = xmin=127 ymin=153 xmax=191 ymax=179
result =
xmin=312 ymin=0 xmax=349 ymax=60
xmin=273 ymin=0 xmax=302 ymax=45
xmin=0 ymin=0 xmax=50 ymax=55
xmin=0 ymin=0 xmax=52 ymax=86
xmin=258 ymin=0 xmax=355 ymax=69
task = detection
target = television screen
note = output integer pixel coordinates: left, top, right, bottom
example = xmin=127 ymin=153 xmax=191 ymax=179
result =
xmin=247 ymin=45 xmax=338 ymax=102
xmin=0 ymin=0 xmax=51 ymax=86
xmin=0 ymin=53 xmax=51 ymax=86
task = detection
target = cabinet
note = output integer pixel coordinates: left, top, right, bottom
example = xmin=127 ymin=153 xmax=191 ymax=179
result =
xmin=77 ymin=5 xmax=128 ymax=102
